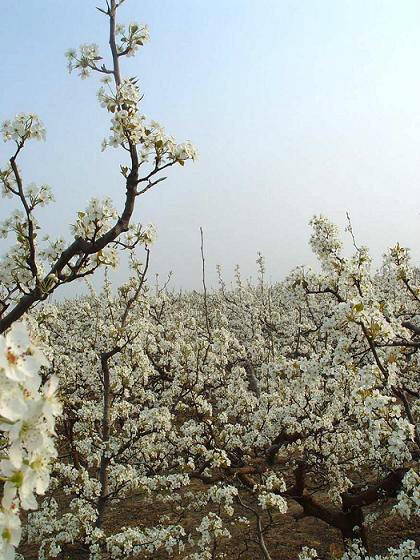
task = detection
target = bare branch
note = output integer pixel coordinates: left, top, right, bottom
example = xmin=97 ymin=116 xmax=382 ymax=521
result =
xmin=402 ymin=321 xmax=420 ymax=336
xmin=200 ymin=227 xmax=212 ymax=340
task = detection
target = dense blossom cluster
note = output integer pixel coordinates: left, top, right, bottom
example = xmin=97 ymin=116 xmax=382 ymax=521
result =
xmin=394 ymin=469 xmax=420 ymax=519
xmin=0 ymin=322 xmax=61 ymax=559
xmin=115 ymin=22 xmax=150 ymax=57
xmin=97 ymin=78 xmax=197 ymax=163
xmin=1 ymin=113 xmax=46 ymax=144
xmin=299 ymin=540 xmax=420 ymax=560
xmin=14 ymin=216 xmax=418 ymax=559
xmin=65 ymin=22 xmax=149 ymax=78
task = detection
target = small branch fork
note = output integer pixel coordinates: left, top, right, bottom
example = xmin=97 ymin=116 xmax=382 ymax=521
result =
xmin=236 ymin=496 xmax=272 ymax=560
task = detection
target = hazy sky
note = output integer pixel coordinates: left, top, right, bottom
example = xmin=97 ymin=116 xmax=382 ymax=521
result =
xmin=1 ymin=0 xmax=420 ymax=292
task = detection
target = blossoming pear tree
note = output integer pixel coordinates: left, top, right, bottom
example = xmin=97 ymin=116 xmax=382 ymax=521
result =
xmin=1 ymin=0 xmax=418 ymax=558
xmin=19 ymin=217 xmax=419 ymax=559
xmin=1 ymin=1 xmax=196 ymax=558
xmin=0 ymin=0 xmax=196 ymax=335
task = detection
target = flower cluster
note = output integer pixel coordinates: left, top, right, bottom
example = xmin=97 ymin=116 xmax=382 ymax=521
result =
xmin=0 ymin=322 xmax=61 ymax=560
xmin=1 ymin=114 xmax=46 ymax=144
xmin=115 ymin=22 xmax=150 ymax=57
xmin=65 ymin=43 xmax=101 ymax=79
xmin=71 ymin=197 xmax=118 ymax=240
xmin=98 ymin=79 xmax=198 ymax=163
xmin=337 ymin=539 xmax=419 ymax=560
xmin=393 ymin=469 xmax=420 ymax=519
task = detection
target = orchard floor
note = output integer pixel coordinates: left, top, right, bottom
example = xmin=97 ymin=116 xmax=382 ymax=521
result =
xmin=20 ymin=484 xmax=420 ymax=559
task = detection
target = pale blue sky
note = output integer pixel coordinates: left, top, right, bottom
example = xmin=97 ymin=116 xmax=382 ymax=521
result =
xmin=1 ymin=1 xmax=420 ymax=290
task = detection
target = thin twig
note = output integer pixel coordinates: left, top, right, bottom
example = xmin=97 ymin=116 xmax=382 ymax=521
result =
xmin=200 ymin=227 xmax=212 ymax=340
